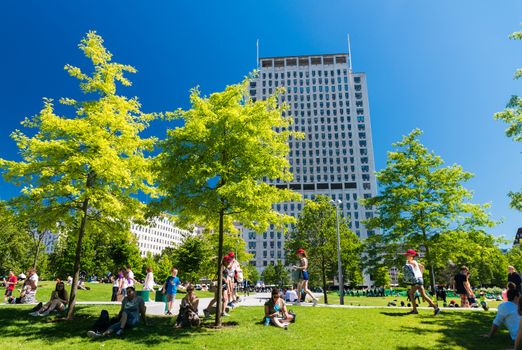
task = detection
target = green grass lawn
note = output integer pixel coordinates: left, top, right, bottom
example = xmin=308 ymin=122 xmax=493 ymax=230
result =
xmin=0 ymin=304 xmax=512 ymax=349
xmin=26 ymin=282 xmax=215 ymax=302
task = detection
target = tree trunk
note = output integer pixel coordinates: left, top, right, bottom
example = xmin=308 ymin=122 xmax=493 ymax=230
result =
xmin=214 ymin=208 xmax=225 ymax=327
xmin=321 ymin=257 xmax=328 ymax=304
xmin=66 ymin=197 xmax=89 ymax=320
xmin=32 ymin=232 xmax=42 ymax=269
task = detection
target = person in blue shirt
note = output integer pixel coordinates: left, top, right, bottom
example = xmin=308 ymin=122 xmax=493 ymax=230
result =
xmin=162 ymin=268 xmax=180 ymax=315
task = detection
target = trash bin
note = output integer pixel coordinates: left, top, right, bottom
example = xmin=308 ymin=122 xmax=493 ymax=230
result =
xmin=136 ymin=290 xmax=150 ymax=302
xmin=155 ymin=290 xmax=166 ymax=302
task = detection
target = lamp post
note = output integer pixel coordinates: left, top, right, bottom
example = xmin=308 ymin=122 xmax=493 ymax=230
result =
xmin=331 ymin=199 xmax=344 ymax=305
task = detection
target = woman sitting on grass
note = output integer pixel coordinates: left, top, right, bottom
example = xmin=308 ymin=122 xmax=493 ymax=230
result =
xmin=30 ymin=280 xmax=68 ymax=316
xmin=176 ymin=284 xmax=200 ymax=328
xmin=264 ymin=288 xmax=294 ymax=329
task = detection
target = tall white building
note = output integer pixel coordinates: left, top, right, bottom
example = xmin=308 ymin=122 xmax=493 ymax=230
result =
xmin=132 ymin=216 xmax=194 ymax=256
xmin=243 ymin=53 xmax=379 ymax=279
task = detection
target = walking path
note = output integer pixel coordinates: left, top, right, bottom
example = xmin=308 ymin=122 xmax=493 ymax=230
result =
xmin=92 ymin=293 xmax=496 ymax=316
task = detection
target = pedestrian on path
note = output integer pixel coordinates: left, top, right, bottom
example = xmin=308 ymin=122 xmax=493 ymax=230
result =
xmin=453 ymin=266 xmax=473 ymax=308
xmin=3 ymin=271 xmax=17 ymax=303
xmin=403 ymin=249 xmax=440 ymax=316
xmin=293 ymin=249 xmax=318 ymax=306
xmin=162 ymin=268 xmax=180 ymax=315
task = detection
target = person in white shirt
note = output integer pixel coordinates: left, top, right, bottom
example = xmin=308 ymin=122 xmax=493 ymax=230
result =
xmin=24 ymin=268 xmax=39 ymax=304
xmin=126 ymin=266 xmax=136 ymax=288
xmin=143 ymin=267 xmax=155 ymax=291
xmin=483 ymin=282 xmax=520 ymax=346
xmin=285 ymin=286 xmax=298 ymax=302
xmin=404 ymin=249 xmax=440 ymax=316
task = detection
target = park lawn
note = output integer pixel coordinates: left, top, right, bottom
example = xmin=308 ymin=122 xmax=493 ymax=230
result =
xmin=0 ymin=304 xmax=512 ymax=350
xmin=29 ymin=282 xmax=215 ymax=303
xmin=318 ymin=292 xmax=504 ymax=309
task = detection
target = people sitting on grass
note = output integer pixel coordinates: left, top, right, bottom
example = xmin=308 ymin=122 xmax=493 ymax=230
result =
xmin=87 ymin=286 xmax=146 ymax=338
xmin=264 ymin=288 xmax=294 ymax=329
xmin=176 ymin=284 xmax=200 ymax=328
xmin=3 ymin=270 xmax=18 ymax=304
xmin=30 ymin=280 xmax=68 ymax=316
xmin=482 ymin=282 xmax=520 ymax=345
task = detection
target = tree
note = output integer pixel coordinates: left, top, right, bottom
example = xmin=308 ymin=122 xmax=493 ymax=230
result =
xmin=286 ymin=195 xmax=362 ymax=304
xmin=363 ymin=129 xmax=495 ymax=294
xmin=243 ymin=263 xmax=260 ymax=285
xmin=495 ymin=25 xmax=522 ymax=210
xmin=261 ymin=264 xmax=277 ymax=285
xmin=0 ymin=32 xmax=157 ymax=319
xmin=372 ymin=266 xmax=391 ymax=288
xmin=170 ymin=234 xmax=211 ymax=283
xmin=273 ymin=260 xmax=290 ymax=287
xmin=0 ymin=202 xmax=30 ymax=274
xmin=156 ymin=79 xmax=301 ymax=326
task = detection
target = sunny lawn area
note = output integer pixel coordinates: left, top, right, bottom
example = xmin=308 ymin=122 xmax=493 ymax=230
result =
xmin=0 ymin=303 xmax=512 ymax=349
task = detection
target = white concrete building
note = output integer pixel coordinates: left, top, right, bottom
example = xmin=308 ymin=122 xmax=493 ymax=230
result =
xmin=243 ymin=53 xmax=379 ymax=281
xmin=132 ymin=216 xmax=194 ymax=256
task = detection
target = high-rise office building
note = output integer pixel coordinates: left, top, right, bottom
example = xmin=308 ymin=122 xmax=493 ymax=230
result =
xmin=242 ymin=53 xmax=379 ymax=283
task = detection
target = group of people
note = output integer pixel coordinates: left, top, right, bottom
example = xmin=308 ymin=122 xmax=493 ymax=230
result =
xmin=3 ymin=268 xmax=39 ymax=305
xmin=110 ymin=266 xmax=138 ymax=302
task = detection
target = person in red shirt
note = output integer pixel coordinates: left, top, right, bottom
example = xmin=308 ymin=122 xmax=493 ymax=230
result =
xmin=4 ymin=271 xmax=18 ymax=303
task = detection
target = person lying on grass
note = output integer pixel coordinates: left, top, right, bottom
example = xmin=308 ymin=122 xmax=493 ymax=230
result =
xmin=87 ymin=286 xmax=146 ymax=338
xmin=264 ymin=288 xmax=294 ymax=329
xmin=482 ymin=282 xmax=520 ymax=347
xmin=29 ymin=280 xmax=68 ymax=316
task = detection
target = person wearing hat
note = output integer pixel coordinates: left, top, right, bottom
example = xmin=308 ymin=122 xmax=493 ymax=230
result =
xmin=404 ymin=249 xmax=440 ymax=316
xmin=292 ymin=249 xmax=319 ymax=306
xmin=203 ymin=255 xmax=231 ymax=318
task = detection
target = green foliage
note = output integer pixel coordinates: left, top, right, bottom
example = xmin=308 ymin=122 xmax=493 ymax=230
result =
xmin=372 ymin=266 xmax=391 ymax=288
xmin=168 ymin=234 xmax=211 ymax=283
xmin=243 ymin=263 xmax=260 ymax=283
xmin=0 ymin=202 xmax=31 ymax=274
xmin=0 ymin=31 xmax=157 ymax=318
xmin=286 ymin=195 xmax=362 ymax=295
xmin=495 ymin=26 xmax=522 ymax=210
xmin=261 ymin=264 xmax=277 ymax=285
xmin=156 ymin=76 xmax=302 ymax=325
xmin=363 ymin=129 xmax=496 ymax=291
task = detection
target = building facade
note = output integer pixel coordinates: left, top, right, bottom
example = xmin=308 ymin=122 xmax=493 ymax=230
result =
xmin=132 ymin=216 xmax=194 ymax=256
xmin=242 ymin=53 xmax=379 ymax=282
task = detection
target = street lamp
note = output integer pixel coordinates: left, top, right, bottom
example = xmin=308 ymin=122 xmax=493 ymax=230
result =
xmin=331 ymin=199 xmax=344 ymax=305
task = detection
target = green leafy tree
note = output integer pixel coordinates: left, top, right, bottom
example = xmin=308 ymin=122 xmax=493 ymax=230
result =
xmin=243 ymin=263 xmax=260 ymax=285
xmin=273 ymin=260 xmax=290 ymax=287
xmin=372 ymin=266 xmax=391 ymax=288
xmin=261 ymin=263 xmax=277 ymax=285
xmin=363 ymin=129 xmax=495 ymax=293
xmin=0 ymin=32 xmax=157 ymax=319
xmin=170 ymin=234 xmax=212 ymax=283
xmin=286 ymin=195 xmax=362 ymax=303
xmin=0 ymin=202 xmax=31 ymax=274
xmin=495 ymin=26 xmax=522 ymax=210
xmin=156 ymin=79 xmax=301 ymax=326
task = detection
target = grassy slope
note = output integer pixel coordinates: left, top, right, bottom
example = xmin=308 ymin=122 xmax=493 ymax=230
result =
xmin=0 ymin=304 xmax=512 ymax=350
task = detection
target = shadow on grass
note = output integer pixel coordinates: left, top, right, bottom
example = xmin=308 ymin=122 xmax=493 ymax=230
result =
xmin=381 ymin=309 xmax=512 ymax=350
xmin=0 ymin=305 xmax=219 ymax=347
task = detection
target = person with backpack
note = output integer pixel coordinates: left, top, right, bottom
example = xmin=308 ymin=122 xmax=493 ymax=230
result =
xmin=403 ymin=249 xmax=440 ymax=316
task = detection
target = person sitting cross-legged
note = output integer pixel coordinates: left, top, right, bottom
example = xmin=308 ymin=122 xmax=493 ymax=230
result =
xmin=264 ymin=288 xmax=294 ymax=329
xmin=87 ymin=286 xmax=146 ymax=338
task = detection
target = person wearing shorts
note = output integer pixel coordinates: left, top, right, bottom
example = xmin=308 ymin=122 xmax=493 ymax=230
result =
xmin=454 ymin=266 xmax=472 ymax=308
xmin=162 ymin=268 xmax=180 ymax=315
xmin=404 ymin=249 xmax=440 ymax=316
xmin=292 ymin=249 xmax=318 ymax=305
xmin=87 ymin=286 xmax=146 ymax=338
xmin=4 ymin=271 xmax=17 ymax=303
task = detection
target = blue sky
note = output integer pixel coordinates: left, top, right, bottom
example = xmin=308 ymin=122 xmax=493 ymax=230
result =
xmin=1 ymin=1 xmax=521 ymax=245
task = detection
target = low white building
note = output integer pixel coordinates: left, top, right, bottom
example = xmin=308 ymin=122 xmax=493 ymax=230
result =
xmin=132 ymin=216 xmax=194 ymax=256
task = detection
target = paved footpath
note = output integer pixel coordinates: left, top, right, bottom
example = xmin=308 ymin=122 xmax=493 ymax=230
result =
xmin=2 ymin=293 xmax=496 ymax=316
xmin=76 ymin=293 xmax=495 ymax=317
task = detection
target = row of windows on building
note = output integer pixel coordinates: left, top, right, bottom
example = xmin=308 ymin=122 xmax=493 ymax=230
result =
xmin=259 ymin=68 xmax=360 ymax=80
xmin=260 ymin=76 xmax=357 ymax=87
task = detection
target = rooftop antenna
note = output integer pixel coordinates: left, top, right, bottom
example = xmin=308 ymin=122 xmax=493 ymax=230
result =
xmin=347 ymin=34 xmax=353 ymax=72
xmin=256 ymin=39 xmax=260 ymax=69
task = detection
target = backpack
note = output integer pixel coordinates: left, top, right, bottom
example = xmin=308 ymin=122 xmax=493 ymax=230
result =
xmin=92 ymin=310 xmax=111 ymax=333
xmin=402 ymin=264 xmax=417 ymax=285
